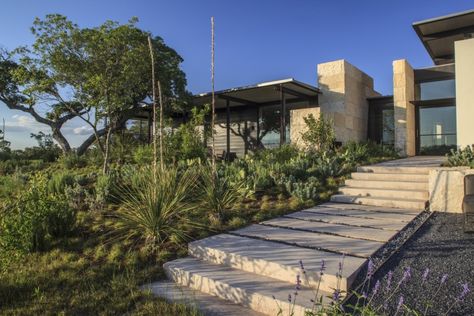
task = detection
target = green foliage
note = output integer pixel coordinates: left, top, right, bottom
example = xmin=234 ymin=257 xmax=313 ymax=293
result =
xmin=60 ymin=153 xmax=87 ymax=169
xmin=283 ymin=176 xmax=322 ymax=202
xmin=47 ymin=171 xmax=75 ymax=194
xmin=133 ymin=145 xmax=154 ymax=165
xmin=114 ymin=166 xmax=199 ymax=250
xmin=0 ymin=174 xmax=75 ymax=253
xmin=301 ymin=113 xmax=336 ymax=151
xmin=446 ymin=145 xmax=474 ymax=167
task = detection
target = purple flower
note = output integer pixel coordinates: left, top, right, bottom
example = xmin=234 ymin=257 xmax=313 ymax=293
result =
xmin=272 ymin=295 xmax=276 ymax=300
xmin=422 ymin=268 xmax=430 ymax=283
xmin=295 ymin=275 xmax=302 ymax=290
xmin=398 ymin=267 xmax=411 ymax=286
xmin=459 ymin=283 xmax=470 ymax=301
xmin=372 ymin=279 xmax=381 ymax=296
xmin=441 ymin=274 xmax=448 ymax=285
xmin=320 ymin=259 xmax=326 ymax=275
xmin=288 ymin=294 xmax=292 ymax=302
xmin=367 ymin=259 xmax=375 ymax=279
xmin=386 ymin=271 xmax=393 ymax=291
xmin=332 ymin=289 xmax=341 ymax=301
xmin=397 ymin=295 xmax=404 ymax=313
xmin=362 ymin=291 xmax=367 ymax=299
xmin=299 ymin=260 xmax=305 ymax=275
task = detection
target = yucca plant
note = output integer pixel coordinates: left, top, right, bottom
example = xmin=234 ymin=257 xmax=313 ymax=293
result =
xmin=113 ymin=166 xmax=199 ymax=250
xmin=199 ymin=165 xmax=246 ymax=223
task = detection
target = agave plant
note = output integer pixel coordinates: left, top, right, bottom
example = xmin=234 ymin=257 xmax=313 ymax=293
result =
xmin=113 ymin=166 xmax=199 ymax=250
xmin=199 ymin=165 xmax=246 ymax=223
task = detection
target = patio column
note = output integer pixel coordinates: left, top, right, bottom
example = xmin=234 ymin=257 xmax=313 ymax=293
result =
xmin=226 ymin=99 xmax=231 ymax=160
xmin=279 ymin=85 xmax=286 ymax=146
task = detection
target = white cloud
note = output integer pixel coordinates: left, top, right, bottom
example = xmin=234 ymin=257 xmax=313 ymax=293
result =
xmin=72 ymin=125 xmax=93 ymax=135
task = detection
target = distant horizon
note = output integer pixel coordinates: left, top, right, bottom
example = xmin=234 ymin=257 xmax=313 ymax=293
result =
xmin=1 ymin=0 xmax=473 ymax=149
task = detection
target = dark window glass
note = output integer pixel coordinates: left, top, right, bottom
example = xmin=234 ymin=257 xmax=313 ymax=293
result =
xmin=418 ymin=105 xmax=457 ymax=154
xmin=259 ymin=105 xmax=290 ymax=148
xmin=416 ymin=79 xmax=455 ymax=100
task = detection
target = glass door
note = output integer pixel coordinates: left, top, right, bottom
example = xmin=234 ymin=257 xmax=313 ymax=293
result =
xmin=417 ymin=105 xmax=457 ymax=155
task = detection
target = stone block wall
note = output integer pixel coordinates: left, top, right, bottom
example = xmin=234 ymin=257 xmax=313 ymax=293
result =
xmin=289 ymin=107 xmax=321 ymax=147
xmin=317 ymin=60 xmax=379 ymax=143
xmin=429 ymin=167 xmax=474 ymax=213
xmin=393 ymin=60 xmax=415 ymax=156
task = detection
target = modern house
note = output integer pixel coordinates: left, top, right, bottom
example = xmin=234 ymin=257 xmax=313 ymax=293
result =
xmin=134 ymin=10 xmax=474 ymax=157
xmin=130 ymin=10 xmax=474 ymax=156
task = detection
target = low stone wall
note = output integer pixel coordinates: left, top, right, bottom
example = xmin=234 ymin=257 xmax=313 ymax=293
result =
xmin=429 ymin=167 xmax=474 ymax=213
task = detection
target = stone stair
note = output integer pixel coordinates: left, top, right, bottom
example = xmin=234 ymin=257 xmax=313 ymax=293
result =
xmin=331 ymin=165 xmax=431 ymax=210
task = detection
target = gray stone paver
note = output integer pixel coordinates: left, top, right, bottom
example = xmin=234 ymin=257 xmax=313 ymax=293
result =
xmin=262 ymin=216 xmax=397 ymax=242
xmin=233 ymin=224 xmax=384 ymax=258
xmin=286 ymin=211 xmax=407 ymax=231
xmin=320 ymin=202 xmax=421 ymax=215
xmin=303 ymin=206 xmax=417 ymax=222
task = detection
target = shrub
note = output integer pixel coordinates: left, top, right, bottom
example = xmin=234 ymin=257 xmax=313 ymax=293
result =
xmin=446 ymin=145 xmax=474 ymax=167
xmin=0 ymin=174 xmax=75 ymax=253
xmin=283 ymin=176 xmax=322 ymax=202
xmin=47 ymin=172 xmax=75 ymax=194
xmin=301 ymin=113 xmax=336 ymax=151
xmin=113 ymin=166 xmax=199 ymax=250
xmin=133 ymin=145 xmax=154 ymax=165
xmin=60 ymin=153 xmax=87 ymax=169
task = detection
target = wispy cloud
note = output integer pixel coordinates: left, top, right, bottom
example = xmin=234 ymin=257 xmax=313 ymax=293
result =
xmin=72 ymin=125 xmax=93 ymax=135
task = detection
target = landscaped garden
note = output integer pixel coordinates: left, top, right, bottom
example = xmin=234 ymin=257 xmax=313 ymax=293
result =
xmin=1 ymin=14 xmax=473 ymax=316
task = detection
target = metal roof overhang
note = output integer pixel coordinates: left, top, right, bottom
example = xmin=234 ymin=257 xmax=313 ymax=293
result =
xmin=413 ymin=9 xmax=474 ymax=65
xmin=193 ymin=78 xmax=320 ymax=109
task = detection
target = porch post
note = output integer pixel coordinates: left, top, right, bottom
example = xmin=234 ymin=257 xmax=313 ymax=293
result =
xmin=279 ymin=85 xmax=286 ymax=146
xmin=226 ymin=99 xmax=231 ymax=160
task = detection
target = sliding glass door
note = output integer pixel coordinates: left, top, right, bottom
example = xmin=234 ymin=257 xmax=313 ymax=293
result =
xmin=417 ymin=105 xmax=456 ymax=155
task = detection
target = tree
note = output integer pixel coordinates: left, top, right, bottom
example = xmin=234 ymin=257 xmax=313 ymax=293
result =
xmin=0 ymin=15 xmax=189 ymax=161
xmin=301 ymin=113 xmax=336 ymax=151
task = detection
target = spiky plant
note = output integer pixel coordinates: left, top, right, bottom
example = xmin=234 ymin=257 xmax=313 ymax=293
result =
xmin=199 ymin=165 xmax=245 ymax=224
xmin=113 ymin=166 xmax=199 ymax=250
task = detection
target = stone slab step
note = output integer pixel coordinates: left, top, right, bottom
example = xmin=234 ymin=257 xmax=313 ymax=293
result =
xmin=189 ymin=234 xmax=364 ymax=292
xmin=164 ymin=257 xmax=330 ymax=316
xmin=285 ymin=211 xmax=406 ymax=231
xmin=319 ymin=202 xmax=421 ymax=215
xmin=357 ymin=166 xmax=432 ymax=174
xmin=344 ymin=179 xmax=428 ymax=191
xmin=339 ymin=186 xmax=429 ymax=200
xmin=351 ymin=172 xmax=429 ymax=182
xmin=303 ymin=205 xmax=417 ymax=222
xmin=233 ymin=224 xmax=384 ymax=258
xmin=330 ymin=194 xmax=427 ymax=210
xmin=261 ymin=216 xmax=397 ymax=242
xmin=143 ymin=281 xmax=266 ymax=316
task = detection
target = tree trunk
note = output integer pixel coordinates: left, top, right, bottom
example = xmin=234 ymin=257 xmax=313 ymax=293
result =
xmin=51 ymin=127 xmax=72 ymax=154
xmin=102 ymin=127 xmax=112 ymax=175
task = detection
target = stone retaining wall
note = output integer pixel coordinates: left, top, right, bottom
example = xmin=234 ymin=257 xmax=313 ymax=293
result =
xmin=429 ymin=167 xmax=474 ymax=213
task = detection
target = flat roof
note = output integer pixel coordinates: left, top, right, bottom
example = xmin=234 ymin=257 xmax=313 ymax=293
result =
xmin=413 ymin=9 xmax=474 ymax=65
xmin=193 ymin=78 xmax=319 ymax=109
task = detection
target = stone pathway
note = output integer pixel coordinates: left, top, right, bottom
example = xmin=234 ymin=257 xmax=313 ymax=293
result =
xmin=146 ymin=158 xmax=443 ymax=315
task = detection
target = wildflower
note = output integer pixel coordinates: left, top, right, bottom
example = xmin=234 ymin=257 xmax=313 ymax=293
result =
xmin=422 ymin=268 xmax=430 ymax=283
xmin=386 ymin=270 xmax=393 ymax=291
xmin=299 ymin=260 xmax=306 ymax=274
xmin=288 ymin=294 xmax=292 ymax=302
xmin=396 ymin=295 xmax=404 ymax=313
xmin=440 ymin=274 xmax=448 ymax=284
xmin=272 ymin=295 xmax=276 ymax=300
xmin=295 ymin=275 xmax=302 ymax=290
xmin=398 ymin=267 xmax=411 ymax=286
xmin=320 ymin=259 xmax=326 ymax=275
xmin=332 ymin=289 xmax=341 ymax=301
xmin=372 ymin=279 xmax=381 ymax=296
xmin=366 ymin=258 xmax=375 ymax=279
xmin=459 ymin=283 xmax=470 ymax=301
xmin=362 ymin=291 xmax=367 ymax=299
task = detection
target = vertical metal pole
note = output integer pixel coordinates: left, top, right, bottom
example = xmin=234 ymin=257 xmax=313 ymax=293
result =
xmin=279 ymin=85 xmax=286 ymax=146
xmin=226 ymin=99 xmax=230 ymax=161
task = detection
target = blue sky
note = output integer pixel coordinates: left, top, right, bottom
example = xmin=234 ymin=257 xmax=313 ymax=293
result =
xmin=1 ymin=0 xmax=473 ymax=149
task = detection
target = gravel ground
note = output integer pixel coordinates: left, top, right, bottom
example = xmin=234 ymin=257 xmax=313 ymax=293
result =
xmin=347 ymin=212 xmax=474 ymax=315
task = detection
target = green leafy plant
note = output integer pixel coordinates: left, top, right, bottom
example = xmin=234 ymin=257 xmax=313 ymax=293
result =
xmin=446 ymin=145 xmax=474 ymax=167
xmin=301 ymin=113 xmax=336 ymax=151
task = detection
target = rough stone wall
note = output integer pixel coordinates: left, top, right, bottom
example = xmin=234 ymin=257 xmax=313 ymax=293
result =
xmin=393 ymin=60 xmax=415 ymax=156
xmin=317 ymin=60 xmax=379 ymax=144
xmin=289 ymin=107 xmax=320 ymax=147
xmin=429 ymin=167 xmax=474 ymax=213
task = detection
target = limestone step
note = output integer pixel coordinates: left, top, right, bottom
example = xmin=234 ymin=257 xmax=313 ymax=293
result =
xmin=189 ymin=234 xmax=364 ymax=292
xmin=330 ymin=194 xmax=427 ymax=210
xmin=339 ymin=186 xmax=429 ymax=200
xmin=357 ymin=166 xmax=432 ymax=174
xmin=164 ymin=257 xmax=331 ymax=316
xmin=143 ymin=281 xmax=266 ymax=316
xmin=285 ymin=211 xmax=407 ymax=231
xmin=344 ymin=179 xmax=428 ymax=191
xmin=262 ymin=216 xmax=397 ymax=242
xmin=351 ymin=172 xmax=429 ymax=182
xmin=233 ymin=224 xmax=384 ymax=258
xmin=304 ymin=205 xmax=418 ymax=222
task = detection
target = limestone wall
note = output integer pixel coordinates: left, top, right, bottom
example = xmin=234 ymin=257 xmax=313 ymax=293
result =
xmin=317 ymin=60 xmax=379 ymax=144
xmin=393 ymin=60 xmax=415 ymax=156
xmin=289 ymin=107 xmax=320 ymax=147
xmin=455 ymin=38 xmax=474 ymax=148
xmin=429 ymin=167 xmax=474 ymax=213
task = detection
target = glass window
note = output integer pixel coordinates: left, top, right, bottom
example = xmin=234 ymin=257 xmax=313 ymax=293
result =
xmin=382 ymin=109 xmax=394 ymax=145
xmin=258 ymin=105 xmax=290 ymax=148
xmin=418 ymin=106 xmax=457 ymax=155
xmin=416 ymin=79 xmax=455 ymax=100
